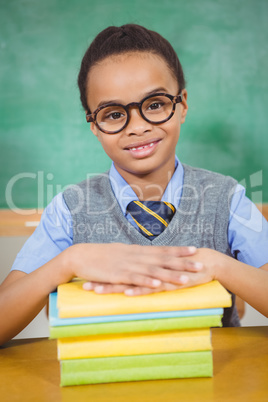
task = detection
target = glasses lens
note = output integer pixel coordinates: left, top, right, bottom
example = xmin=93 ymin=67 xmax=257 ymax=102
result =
xmin=96 ymin=105 xmax=127 ymax=133
xmin=142 ymin=95 xmax=173 ymax=123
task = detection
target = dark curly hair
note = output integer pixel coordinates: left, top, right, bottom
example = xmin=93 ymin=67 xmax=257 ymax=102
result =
xmin=78 ymin=24 xmax=186 ymax=112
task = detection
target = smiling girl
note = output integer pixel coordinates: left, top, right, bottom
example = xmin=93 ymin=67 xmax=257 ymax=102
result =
xmin=1 ymin=24 xmax=268 ymax=345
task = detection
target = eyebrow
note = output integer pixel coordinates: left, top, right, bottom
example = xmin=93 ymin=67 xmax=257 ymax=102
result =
xmin=96 ymin=87 xmax=168 ymax=109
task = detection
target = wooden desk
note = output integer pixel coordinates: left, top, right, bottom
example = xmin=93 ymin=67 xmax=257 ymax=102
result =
xmin=0 ymin=327 xmax=267 ymax=402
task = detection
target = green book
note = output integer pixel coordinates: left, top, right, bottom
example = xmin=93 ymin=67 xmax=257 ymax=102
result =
xmin=60 ymin=351 xmax=213 ymax=386
xmin=50 ymin=314 xmax=222 ymax=339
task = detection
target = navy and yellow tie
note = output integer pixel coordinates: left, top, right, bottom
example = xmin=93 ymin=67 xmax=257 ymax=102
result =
xmin=127 ymin=200 xmax=176 ymax=240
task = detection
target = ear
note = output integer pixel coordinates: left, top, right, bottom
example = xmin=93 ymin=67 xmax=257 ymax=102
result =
xmin=90 ymin=122 xmax=100 ymax=139
xmin=85 ymin=111 xmax=100 ymax=139
xmin=180 ymin=89 xmax=188 ymax=124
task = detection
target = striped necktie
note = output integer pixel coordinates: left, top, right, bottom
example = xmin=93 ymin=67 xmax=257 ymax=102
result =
xmin=127 ymin=200 xmax=176 ymax=240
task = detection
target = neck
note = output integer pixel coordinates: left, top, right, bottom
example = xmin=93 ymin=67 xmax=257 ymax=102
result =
xmin=115 ymin=157 xmax=176 ymax=201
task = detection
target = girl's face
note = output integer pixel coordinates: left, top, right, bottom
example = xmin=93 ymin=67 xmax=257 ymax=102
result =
xmin=86 ymin=52 xmax=188 ymax=181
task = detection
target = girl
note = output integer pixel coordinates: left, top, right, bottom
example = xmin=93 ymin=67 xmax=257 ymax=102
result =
xmin=1 ymin=24 xmax=268 ymax=345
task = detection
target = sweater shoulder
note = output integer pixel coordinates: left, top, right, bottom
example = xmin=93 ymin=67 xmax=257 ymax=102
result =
xmin=62 ymin=171 xmax=111 ymax=212
xmin=182 ymin=163 xmax=238 ymax=187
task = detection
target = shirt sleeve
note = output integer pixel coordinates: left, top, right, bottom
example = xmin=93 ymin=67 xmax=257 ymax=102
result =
xmin=11 ymin=193 xmax=73 ymax=274
xmin=228 ymin=184 xmax=268 ymax=267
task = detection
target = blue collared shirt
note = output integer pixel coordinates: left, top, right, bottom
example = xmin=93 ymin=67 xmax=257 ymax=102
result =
xmin=109 ymin=157 xmax=184 ymax=229
xmin=11 ymin=158 xmax=268 ymax=273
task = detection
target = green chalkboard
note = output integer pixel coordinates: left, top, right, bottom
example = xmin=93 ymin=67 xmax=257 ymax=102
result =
xmin=1 ymin=0 xmax=268 ymax=209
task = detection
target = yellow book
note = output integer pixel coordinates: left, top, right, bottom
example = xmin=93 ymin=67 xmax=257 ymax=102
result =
xmin=57 ymin=328 xmax=211 ymax=360
xmin=57 ymin=280 xmax=231 ymax=318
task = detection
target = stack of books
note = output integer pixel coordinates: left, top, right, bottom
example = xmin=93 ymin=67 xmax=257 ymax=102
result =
xmin=49 ymin=280 xmax=231 ymax=386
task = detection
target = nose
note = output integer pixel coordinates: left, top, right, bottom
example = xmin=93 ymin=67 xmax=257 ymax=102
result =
xmin=124 ymin=107 xmax=153 ymax=136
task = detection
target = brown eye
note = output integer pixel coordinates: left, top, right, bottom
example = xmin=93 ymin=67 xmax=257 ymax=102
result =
xmin=148 ymin=102 xmax=163 ymax=110
xmin=106 ymin=112 xmax=124 ymax=120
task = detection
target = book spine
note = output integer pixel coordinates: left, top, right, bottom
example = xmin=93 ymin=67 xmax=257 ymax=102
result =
xmin=50 ymin=315 xmax=222 ymax=338
xmin=60 ymin=351 xmax=213 ymax=386
xmin=57 ymin=329 xmax=212 ymax=359
xmin=57 ymin=281 xmax=231 ymax=318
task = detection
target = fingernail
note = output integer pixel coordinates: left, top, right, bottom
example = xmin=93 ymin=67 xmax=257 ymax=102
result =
xmin=180 ymin=275 xmax=189 ymax=284
xmin=194 ymin=262 xmax=203 ymax=269
xmin=95 ymin=286 xmax=104 ymax=293
xmin=152 ymin=279 xmax=162 ymax=287
xmin=83 ymin=282 xmax=92 ymax=290
xmin=188 ymin=246 xmax=197 ymax=253
xmin=125 ymin=289 xmax=135 ymax=296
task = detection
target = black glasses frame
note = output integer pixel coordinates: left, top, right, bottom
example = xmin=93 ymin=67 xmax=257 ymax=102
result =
xmin=86 ymin=92 xmax=183 ymax=134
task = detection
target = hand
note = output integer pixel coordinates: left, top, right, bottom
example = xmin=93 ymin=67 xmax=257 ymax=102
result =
xmin=176 ymin=247 xmax=231 ymax=286
xmin=65 ymin=243 xmax=203 ymax=289
xmin=82 ymin=248 xmax=223 ymax=296
xmin=83 ymin=280 xmax=181 ymax=296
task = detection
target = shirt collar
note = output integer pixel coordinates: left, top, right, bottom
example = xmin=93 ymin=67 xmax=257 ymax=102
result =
xmin=109 ymin=155 xmax=184 ymax=216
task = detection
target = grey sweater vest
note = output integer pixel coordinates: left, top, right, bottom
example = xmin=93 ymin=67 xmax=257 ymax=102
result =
xmin=63 ymin=164 xmax=240 ymax=327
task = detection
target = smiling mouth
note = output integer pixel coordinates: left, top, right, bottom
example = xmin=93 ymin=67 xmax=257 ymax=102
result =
xmin=129 ymin=142 xmax=155 ymax=151
xmin=126 ymin=139 xmax=161 ymax=151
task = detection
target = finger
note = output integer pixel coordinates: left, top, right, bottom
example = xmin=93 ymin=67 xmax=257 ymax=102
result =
xmin=127 ymin=245 xmax=197 ymax=262
xmin=124 ymin=280 xmax=185 ymax=297
xmin=124 ymin=286 xmax=164 ymax=296
xmin=94 ymin=284 xmax=129 ymax=294
xmin=124 ymin=252 xmax=203 ymax=276
xmin=82 ymin=281 xmax=109 ymax=290
xmin=160 ymin=246 xmax=198 ymax=257
xmin=129 ymin=260 xmax=197 ymax=285
xmin=147 ymin=253 xmax=203 ymax=272
xmin=154 ymin=270 xmax=190 ymax=285
xmin=110 ymin=270 xmax=163 ymax=289
xmin=117 ymin=253 xmax=203 ymax=284
xmin=84 ymin=265 xmax=186 ymax=289
xmin=83 ymin=282 xmax=94 ymax=290
xmin=175 ymin=272 xmax=211 ymax=288
xmin=83 ymin=281 xmax=130 ymax=294
xmin=161 ymin=282 xmax=181 ymax=291
xmin=123 ymin=281 xmax=184 ymax=296
xmin=160 ymin=257 xmax=203 ymax=272
xmin=140 ymin=245 xmax=198 ymax=257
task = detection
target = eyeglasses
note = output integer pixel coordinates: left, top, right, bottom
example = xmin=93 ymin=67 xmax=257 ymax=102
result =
xmin=86 ymin=92 xmax=183 ymax=134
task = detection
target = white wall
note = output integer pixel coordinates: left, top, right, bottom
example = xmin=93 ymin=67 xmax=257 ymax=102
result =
xmin=0 ymin=236 xmax=49 ymax=339
xmin=0 ymin=236 xmax=267 ymax=340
